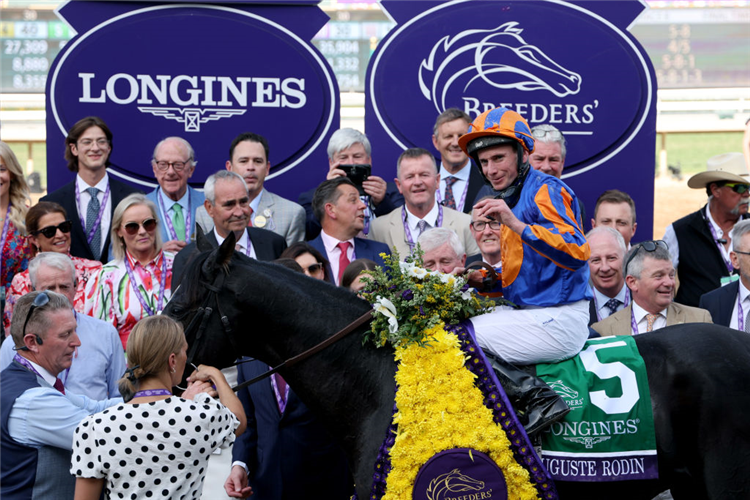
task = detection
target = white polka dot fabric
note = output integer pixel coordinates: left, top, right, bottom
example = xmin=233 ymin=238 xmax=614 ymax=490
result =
xmin=71 ymin=393 xmax=238 ymax=499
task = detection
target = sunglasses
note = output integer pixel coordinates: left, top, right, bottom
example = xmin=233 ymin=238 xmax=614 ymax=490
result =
xmin=33 ymin=220 xmax=73 ymax=239
xmin=123 ymin=218 xmax=158 ymax=235
xmin=624 ymin=240 xmax=669 ymax=275
xmin=22 ymin=291 xmax=50 ymax=341
xmin=723 ymin=183 xmax=750 ymax=194
xmin=306 ymin=263 xmax=324 ymax=274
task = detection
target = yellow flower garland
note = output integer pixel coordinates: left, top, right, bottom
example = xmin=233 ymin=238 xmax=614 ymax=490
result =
xmin=382 ymin=324 xmax=540 ymax=500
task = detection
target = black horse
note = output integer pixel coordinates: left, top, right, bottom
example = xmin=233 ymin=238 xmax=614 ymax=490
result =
xmin=164 ymin=237 xmax=750 ymax=500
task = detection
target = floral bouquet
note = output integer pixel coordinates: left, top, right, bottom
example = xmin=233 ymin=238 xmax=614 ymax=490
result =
xmin=361 ymin=248 xmax=495 ymax=348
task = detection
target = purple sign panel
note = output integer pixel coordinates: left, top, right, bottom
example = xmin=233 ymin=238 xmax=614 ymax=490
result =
xmin=45 ymin=0 xmax=338 ymax=200
xmin=366 ymin=0 xmax=657 ymax=238
xmin=413 ymin=448 xmax=508 ymax=500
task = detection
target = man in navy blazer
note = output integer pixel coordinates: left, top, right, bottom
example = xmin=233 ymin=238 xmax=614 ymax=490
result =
xmin=145 ymin=137 xmax=204 ymax=254
xmin=698 ymin=219 xmax=750 ymax=329
xmin=42 ymin=116 xmax=140 ymax=263
xmin=224 ymin=359 xmax=352 ymax=499
xmin=309 ymin=177 xmax=390 ymax=285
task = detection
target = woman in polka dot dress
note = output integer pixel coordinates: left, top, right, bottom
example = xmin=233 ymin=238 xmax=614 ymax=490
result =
xmin=70 ymin=315 xmax=247 ymax=500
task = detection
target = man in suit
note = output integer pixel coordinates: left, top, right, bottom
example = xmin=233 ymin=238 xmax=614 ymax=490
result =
xmin=172 ymin=170 xmax=286 ymax=289
xmin=298 ymin=128 xmax=404 ymax=240
xmin=308 ymin=177 xmax=390 ymax=286
xmin=224 ymin=359 xmax=352 ymax=499
xmin=663 ymin=152 xmax=749 ymax=307
xmin=432 ymin=108 xmax=486 ymax=214
xmin=196 ymin=132 xmax=305 ymax=246
xmin=586 ymin=226 xmax=629 ymax=326
xmin=592 ymin=240 xmax=712 ymax=336
xmin=42 ymin=116 xmax=141 ymax=263
xmin=369 ymin=147 xmax=479 ymax=258
xmin=699 ymin=219 xmax=750 ymax=329
xmin=591 ymin=189 xmax=638 ymax=249
xmin=145 ymin=137 xmax=204 ymax=254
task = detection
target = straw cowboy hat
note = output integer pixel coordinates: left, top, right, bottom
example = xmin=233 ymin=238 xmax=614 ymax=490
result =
xmin=687 ymin=152 xmax=749 ymax=189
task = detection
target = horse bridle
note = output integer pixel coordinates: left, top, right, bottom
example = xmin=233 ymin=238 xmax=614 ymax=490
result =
xmin=180 ymin=270 xmax=373 ymax=393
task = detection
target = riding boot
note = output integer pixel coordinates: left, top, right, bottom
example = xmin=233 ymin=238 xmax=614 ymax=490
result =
xmin=484 ymin=351 xmax=570 ymax=438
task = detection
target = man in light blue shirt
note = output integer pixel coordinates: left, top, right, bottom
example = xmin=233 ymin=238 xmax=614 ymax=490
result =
xmin=0 ymin=252 xmax=126 ymax=399
xmin=1 ymin=290 xmax=121 ymax=499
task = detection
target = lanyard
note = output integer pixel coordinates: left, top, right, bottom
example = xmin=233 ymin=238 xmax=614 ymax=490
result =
xmin=630 ymin=307 xmax=639 ymax=335
xmin=590 ymin=286 xmax=630 ymax=322
xmin=436 ymin=177 xmax=470 ymax=212
xmin=124 ymin=253 xmax=168 ymax=316
xmin=738 ymin=294 xmax=745 ymax=332
xmin=705 ymin=210 xmax=733 ymax=273
xmin=402 ymin=204 xmax=444 ymax=251
xmin=157 ymin=188 xmax=191 ymax=243
xmin=1 ymin=203 xmax=10 ymax=279
xmin=13 ymin=353 xmax=69 ymax=387
xmin=75 ymin=182 xmax=111 ymax=246
xmin=133 ymin=389 xmax=172 ymax=398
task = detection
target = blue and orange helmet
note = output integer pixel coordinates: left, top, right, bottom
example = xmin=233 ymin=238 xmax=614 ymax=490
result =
xmin=458 ymin=107 xmax=535 ymax=159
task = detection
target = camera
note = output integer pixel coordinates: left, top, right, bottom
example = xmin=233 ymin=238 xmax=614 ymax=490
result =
xmin=339 ymin=164 xmax=371 ymax=194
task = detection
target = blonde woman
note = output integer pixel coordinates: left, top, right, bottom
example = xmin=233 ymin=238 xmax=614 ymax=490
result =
xmin=0 ymin=142 xmax=32 ymax=306
xmin=92 ymin=193 xmax=173 ymax=348
xmin=72 ymin=315 xmax=246 ymax=500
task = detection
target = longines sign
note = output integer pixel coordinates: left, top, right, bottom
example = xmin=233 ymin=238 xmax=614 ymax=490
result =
xmin=366 ymin=0 xmax=657 ymax=237
xmin=45 ymin=0 xmax=338 ymax=199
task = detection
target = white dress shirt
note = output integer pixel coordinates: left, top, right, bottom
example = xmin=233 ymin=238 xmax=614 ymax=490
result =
xmin=405 ymin=202 xmax=440 ymax=238
xmin=592 ymin=284 xmax=629 ymax=322
xmin=631 ymin=301 xmax=667 ymax=334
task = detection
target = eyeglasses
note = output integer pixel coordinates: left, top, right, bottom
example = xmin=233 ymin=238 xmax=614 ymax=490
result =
xmin=33 ymin=220 xmax=73 ymax=238
xmin=123 ymin=218 xmax=158 ymax=235
xmin=78 ymin=138 xmax=109 ymax=148
xmin=624 ymin=240 xmax=669 ymax=275
xmin=306 ymin=263 xmax=324 ymax=274
xmin=470 ymin=220 xmax=502 ymax=231
xmin=22 ymin=291 xmax=50 ymax=340
xmin=154 ymin=160 xmax=190 ymax=172
xmin=722 ymin=183 xmax=750 ymax=194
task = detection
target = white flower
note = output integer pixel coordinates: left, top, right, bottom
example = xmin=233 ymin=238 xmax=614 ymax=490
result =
xmin=408 ymin=266 xmax=429 ymax=279
xmin=374 ymin=296 xmax=399 ymax=334
xmin=460 ymin=288 xmax=474 ymax=301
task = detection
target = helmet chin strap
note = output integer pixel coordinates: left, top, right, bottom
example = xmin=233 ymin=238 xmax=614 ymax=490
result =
xmin=494 ymin=161 xmax=530 ymax=209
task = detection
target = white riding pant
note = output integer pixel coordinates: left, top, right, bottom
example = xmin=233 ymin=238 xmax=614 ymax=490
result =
xmin=470 ymin=300 xmax=590 ymax=365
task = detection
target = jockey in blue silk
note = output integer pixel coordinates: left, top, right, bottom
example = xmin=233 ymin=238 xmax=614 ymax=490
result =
xmin=459 ymin=107 xmax=592 ymax=436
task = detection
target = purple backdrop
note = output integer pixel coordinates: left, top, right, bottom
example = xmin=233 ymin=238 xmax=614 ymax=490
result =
xmin=365 ymin=0 xmax=657 ymax=239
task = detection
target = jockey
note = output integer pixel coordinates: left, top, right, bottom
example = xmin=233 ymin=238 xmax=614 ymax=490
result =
xmin=459 ymin=107 xmax=592 ymax=435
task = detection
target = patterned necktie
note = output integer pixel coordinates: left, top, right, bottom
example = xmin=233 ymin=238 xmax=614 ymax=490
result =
xmin=85 ymin=187 xmax=102 ymax=260
xmin=337 ymin=241 xmax=351 ymax=285
xmin=604 ymin=298 xmax=620 ymax=316
xmin=171 ymin=203 xmax=185 ymax=241
xmin=646 ymin=313 xmax=659 ymax=333
xmin=745 ymin=307 xmax=750 ymax=334
xmin=53 ymin=378 xmax=65 ymax=395
xmin=417 ymin=220 xmax=428 ymax=236
xmin=247 ymin=207 xmax=254 ymax=227
xmin=275 ymin=374 xmax=287 ymax=404
xmin=443 ymin=177 xmax=458 ymax=210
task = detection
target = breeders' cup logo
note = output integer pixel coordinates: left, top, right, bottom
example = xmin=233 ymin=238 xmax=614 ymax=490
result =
xmin=46 ymin=2 xmax=337 ymax=191
xmin=419 ymin=22 xmax=582 ymax=113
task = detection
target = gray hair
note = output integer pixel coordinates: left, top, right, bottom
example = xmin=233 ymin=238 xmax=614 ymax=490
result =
xmin=433 ymin=108 xmax=471 ymax=136
xmin=417 ymin=227 xmax=465 ymax=257
xmin=312 ymin=177 xmax=356 ymax=223
xmin=10 ymin=290 xmax=72 ymax=349
xmin=152 ymin=136 xmax=196 ymax=165
xmin=623 ymin=243 xmax=672 ymax=279
xmin=397 ymin=147 xmax=437 ymax=178
xmin=29 ymin=252 xmax=76 ymax=287
xmin=204 ymin=170 xmax=247 ymax=204
xmin=731 ymin=220 xmax=750 ymax=252
xmin=326 ymin=128 xmax=371 ymax=160
xmin=531 ymin=124 xmax=567 ymax=158
xmin=585 ymin=226 xmax=626 ymax=257
xmin=111 ymin=194 xmax=163 ymax=261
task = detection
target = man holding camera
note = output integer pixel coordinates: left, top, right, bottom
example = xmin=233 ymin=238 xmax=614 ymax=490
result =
xmin=298 ymin=128 xmax=404 ymax=240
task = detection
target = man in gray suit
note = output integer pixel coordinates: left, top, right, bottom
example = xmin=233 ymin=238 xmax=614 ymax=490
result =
xmin=369 ymin=147 xmax=479 ymax=258
xmin=592 ymin=240 xmax=712 ymax=336
xmin=196 ymin=133 xmax=305 ymax=245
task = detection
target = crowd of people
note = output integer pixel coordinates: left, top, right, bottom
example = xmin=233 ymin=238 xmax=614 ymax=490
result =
xmin=1 ymin=105 xmax=747 ymax=498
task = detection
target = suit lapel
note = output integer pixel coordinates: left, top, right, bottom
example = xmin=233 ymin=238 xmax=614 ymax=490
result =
xmin=666 ymin=303 xmax=683 ymax=326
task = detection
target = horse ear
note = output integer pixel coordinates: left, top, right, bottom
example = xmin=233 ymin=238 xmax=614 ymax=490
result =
xmin=217 ymin=231 xmax=236 ymax=266
xmin=196 ymin=225 xmax=212 ymax=253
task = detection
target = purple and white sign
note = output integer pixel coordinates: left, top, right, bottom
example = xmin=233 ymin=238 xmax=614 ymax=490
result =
xmin=366 ymin=0 xmax=657 ymax=238
xmin=45 ymin=0 xmax=339 ymax=200
xmin=413 ymin=448 xmax=508 ymax=500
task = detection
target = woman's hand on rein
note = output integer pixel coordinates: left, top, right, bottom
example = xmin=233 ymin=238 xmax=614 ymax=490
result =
xmin=182 ymin=380 xmax=216 ymax=400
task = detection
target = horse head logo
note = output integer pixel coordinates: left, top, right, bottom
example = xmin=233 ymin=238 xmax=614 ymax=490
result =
xmin=426 ymin=468 xmax=486 ymax=500
xmin=419 ymin=22 xmax=582 ymax=112
xmin=548 ymin=380 xmax=579 ymax=399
